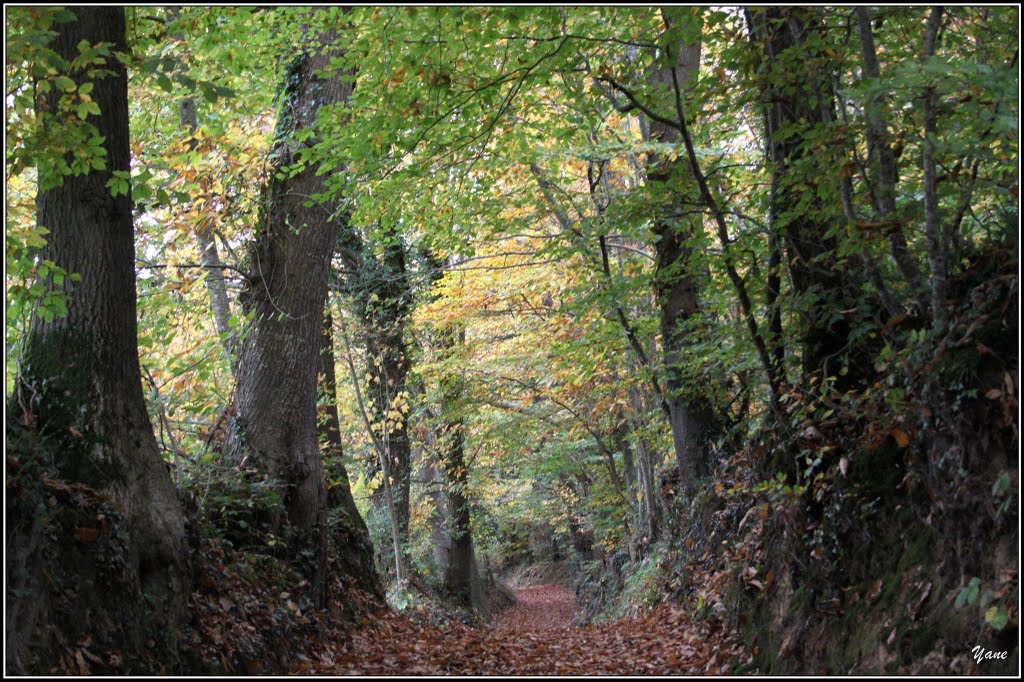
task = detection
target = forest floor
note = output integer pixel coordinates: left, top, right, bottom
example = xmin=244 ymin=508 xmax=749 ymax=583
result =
xmin=294 ymin=584 xmax=747 ymax=675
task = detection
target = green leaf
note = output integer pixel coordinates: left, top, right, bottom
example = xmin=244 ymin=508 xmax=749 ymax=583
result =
xmin=106 ymin=171 xmax=130 ymax=197
xmin=984 ymin=605 xmax=1008 ymax=631
xmin=956 ymin=577 xmax=982 ymax=609
xmin=992 ymin=472 xmax=1010 ymax=495
xmin=200 ymin=82 xmax=219 ymax=103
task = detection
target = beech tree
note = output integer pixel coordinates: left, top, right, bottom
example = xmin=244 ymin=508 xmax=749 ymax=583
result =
xmin=167 ymin=6 xmax=237 ymax=369
xmin=6 ymin=6 xmax=187 ymax=672
xmin=5 ymin=8 xmax=1015 ymax=672
xmin=423 ymin=249 xmax=484 ymax=614
xmin=228 ymin=8 xmax=376 ymax=606
xmin=641 ymin=9 xmax=717 ymax=485
xmin=747 ymin=7 xmax=876 ymax=393
xmin=593 ymin=8 xmax=718 ymax=486
xmin=318 ymin=307 xmax=380 ymax=597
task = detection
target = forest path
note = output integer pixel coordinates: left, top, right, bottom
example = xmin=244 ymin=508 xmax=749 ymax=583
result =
xmin=299 ymin=584 xmax=743 ymax=675
xmin=492 ymin=584 xmax=576 ymax=630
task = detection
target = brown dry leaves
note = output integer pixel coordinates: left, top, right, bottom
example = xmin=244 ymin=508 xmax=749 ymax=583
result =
xmin=491 ymin=585 xmax=575 ymax=630
xmin=297 ymin=584 xmax=743 ymax=676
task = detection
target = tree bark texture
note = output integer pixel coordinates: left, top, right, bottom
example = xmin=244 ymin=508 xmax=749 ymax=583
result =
xmin=8 ymin=7 xmax=187 ymax=672
xmin=319 ymin=307 xmax=382 ymax=598
xmin=231 ymin=21 xmax=354 ymax=606
xmin=854 ymin=7 xmax=927 ymax=299
xmin=421 ymin=248 xmax=487 ymax=615
xmin=645 ymin=8 xmax=718 ymax=486
xmin=921 ymin=7 xmax=948 ymax=328
xmin=437 ymin=328 xmax=476 ymax=612
xmin=421 ymin=443 xmax=453 ymax=572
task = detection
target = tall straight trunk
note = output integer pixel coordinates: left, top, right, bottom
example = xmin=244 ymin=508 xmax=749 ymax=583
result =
xmin=230 ymin=16 xmax=352 ymax=607
xmin=8 ymin=7 xmax=187 ymax=672
xmin=422 ymin=246 xmax=491 ymax=613
xmin=633 ymin=429 xmax=660 ymax=541
xmin=319 ymin=306 xmax=381 ymax=597
xmin=765 ymin=177 xmax=787 ymax=380
xmin=421 ymin=440 xmax=453 ymax=572
xmin=921 ymin=7 xmax=948 ymax=329
xmin=336 ymin=303 xmax=407 ymax=586
xmin=423 ymin=247 xmax=478 ymax=612
xmin=437 ymin=326 xmax=490 ymax=617
xmin=645 ymin=7 xmax=717 ymax=487
xmin=440 ymin=387 xmax=473 ymax=610
xmin=366 ymin=317 xmax=412 ymax=537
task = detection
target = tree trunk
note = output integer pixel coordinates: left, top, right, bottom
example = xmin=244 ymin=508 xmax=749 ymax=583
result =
xmin=921 ymin=7 xmax=948 ymax=329
xmin=8 ymin=7 xmax=187 ymax=672
xmin=854 ymin=7 xmax=927 ymax=300
xmin=644 ymin=8 xmax=717 ymax=487
xmin=436 ymin=325 xmax=476 ymax=612
xmin=421 ymin=442 xmax=453 ymax=572
xmin=336 ymin=303 xmax=407 ymax=586
xmin=230 ymin=19 xmax=352 ymax=607
xmin=441 ymin=398 xmax=474 ymax=610
xmin=319 ymin=306 xmax=381 ymax=598
xmin=339 ymin=229 xmax=415 ymax=537
xmin=366 ymin=317 xmax=413 ymax=537
xmin=421 ymin=248 xmax=483 ymax=614
xmin=747 ymin=7 xmax=870 ymax=393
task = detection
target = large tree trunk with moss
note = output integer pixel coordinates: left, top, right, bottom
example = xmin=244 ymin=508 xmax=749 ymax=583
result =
xmin=644 ymin=8 xmax=718 ymax=487
xmin=230 ymin=19 xmax=356 ymax=607
xmin=6 ymin=7 xmax=188 ymax=674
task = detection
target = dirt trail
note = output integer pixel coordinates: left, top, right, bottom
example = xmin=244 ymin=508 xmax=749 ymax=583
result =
xmin=294 ymin=583 xmax=745 ymax=675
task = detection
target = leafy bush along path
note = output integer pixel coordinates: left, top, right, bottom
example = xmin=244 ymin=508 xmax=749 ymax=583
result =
xmin=296 ymin=585 xmax=746 ymax=675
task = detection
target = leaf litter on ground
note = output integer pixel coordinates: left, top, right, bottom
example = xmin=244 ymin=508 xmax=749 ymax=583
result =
xmin=294 ymin=584 xmax=745 ymax=676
